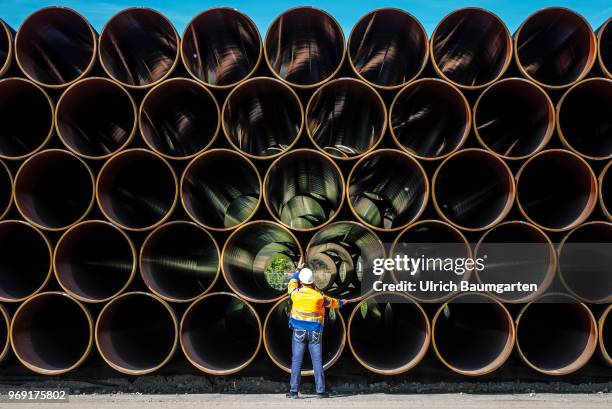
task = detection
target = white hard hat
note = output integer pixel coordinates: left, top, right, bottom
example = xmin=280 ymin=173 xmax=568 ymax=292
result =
xmin=298 ymin=268 xmax=314 ymax=284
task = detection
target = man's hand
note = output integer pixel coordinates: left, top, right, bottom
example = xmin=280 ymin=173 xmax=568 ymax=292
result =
xmin=296 ymin=256 xmax=305 ymax=270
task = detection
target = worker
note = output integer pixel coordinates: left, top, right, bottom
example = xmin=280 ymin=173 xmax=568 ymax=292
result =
xmin=286 ymin=257 xmax=345 ymax=399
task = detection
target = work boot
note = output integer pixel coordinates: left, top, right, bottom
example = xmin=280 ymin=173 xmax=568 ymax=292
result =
xmin=317 ymin=392 xmax=330 ymax=398
xmin=286 ymin=392 xmax=298 ymax=399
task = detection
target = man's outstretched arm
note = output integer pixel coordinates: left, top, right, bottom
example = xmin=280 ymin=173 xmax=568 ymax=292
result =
xmin=287 ymin=257 xmax=305 ymax=295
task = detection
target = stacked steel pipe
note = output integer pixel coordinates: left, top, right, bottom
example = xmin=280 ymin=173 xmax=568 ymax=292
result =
xmin=0 ymin=5 xmax=610 ymax=380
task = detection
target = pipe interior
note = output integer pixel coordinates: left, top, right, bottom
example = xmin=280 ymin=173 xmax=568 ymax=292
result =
xmin=391 ymin=80 xmax=468 ymax=158
xmin=602 ymin=23 xmax=612 ymax=75
xmin=516 ymin=8 xmax=595 ymax=87
xmin=182 ymin=151 xmax=259 ymax=229
xmin=0 ymin=22 xmax=9 ymax=72
xmin=57 ymin=79 xmax=135 ymax=157
xmin=97 ymin=295 xmax=175 ymax=372
xmin=16 ymin=8 xmax=95 ymax=86
xmin=558 ymin=79 xmax=612 ymax=158
xmin=55 ymin=223 xmax=134 ymax=301
xmin=182 ymin=294 xmax=260 ymax=372
xmin=100 ymin=9 xmax=178 ymax=86
xmin=266 ymin=151 xmax=342 ymax=229
xmin=16 ymin=152 xmax=92 ymax=229
xmin=349 ymin=151 xmax=427 ymax=229
xmin=141 ymin=80 xmax=219 ymax=158
xmin=141 ymin=223 xmax=219 ymax=301
xmin=434 ymin=151 xmax=512 ymax=229
xmin=432 ymin=9 xmax=510 ymax=87
xmin=224 ymin=79 xmax=302 ymax=157
xmin=265 ymin=8 xmax=344 ymax=86
xmin=602 ymin=167 xmax=612 ymax=217
xmin=182 ymin=9 xmax=261 ymax=87
xmin=98 ymin=151 xmax=175 ymax=229
xmin=0 ymin=79 xmax=52 ymax=158
xmin=475 ymin=80 xmax=553 ymax=158
xmin=349 ymin=9 xmax=426 ymax=88
xmin=12 ymin=294 xmax=90 ymax=371
xmin=0 ymin=163 xmax=10 ymax=215
xmin=307 ymin=80 xmax=385 ymax=158
xmin=604 ymin=310 xmax=612 ymax=360
xmin=0 ymin=308 xmax=7 ymax=357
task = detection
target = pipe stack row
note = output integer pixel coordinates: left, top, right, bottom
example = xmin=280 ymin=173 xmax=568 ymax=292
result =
xmin=0 ymin=6 xmax=610 ymax=379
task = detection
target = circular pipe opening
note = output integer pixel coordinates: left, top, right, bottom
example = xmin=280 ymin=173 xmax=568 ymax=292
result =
xmin=181 ymin=8 xmax=262 ymax=88
xmin=15 ymin=149 xmax=94 ymax=231
xmin=264 ymin=7 xmax=345 ymax=88
xmin=15 ymin=7 xmax=96 ymax=88
xmin=54 ymin=220 xmax=135 ymax=303
xmin=348 ymin=293 xmax=430 ymax=374
xmin=598 ymin=19 xmax=612 ymax=78
xmin=517 ymin=149 xmax=597 ymax=232
xmin=433 ymin=149 xmax=515 ymax=231
xmin=557 ymin=78 xmax=612 ymax=160
xmin=222 ymin=77 xmax=303 ymax=159
xmin=140 ymin=78 xmax=220 ymax=160
xmin=97 ymin=149 xmax=177 ymax=231
xmin=181 ymin=292 xmax=261 ymax=374
xmin=99 ymin=8 xmax=179 ymax=88
xmin=264 ymin=297 xmax=345 ymax=374
xmin=181 ymin=149 xmax=261 ymax=230
xmin=264 ymin=149 xmax=344 ymax=231
xmin=56 ymin=77 xmax=136 ymax=159
xmin=0 ymin=78 xmax=53 ymax=160
xmin=600 ymin=304 xmax=612 ymax=366
xmin=600 ymin=161 xmax=612 ymax=221
xmin=222 ymin=221 xmax=302 ymax=303
xmin=431 ymin=8 xmax=511 ymax=89
xmin=516 ymin=294 xmax=597 ymax=375
xmin=306 ymin=78 xmax=386 ymax=159
xmin=390 ymin=79 xmax=470 ymax=160
xmin=11 ymin=292 xmax=92 ymax=374
xmin=432 ymin=293 xmax=514 ymax=376
xmin=0 ymin=304 xmax=9 ymax=363
xmin=141 ymin=221 xmax=220 ymax=303
xmin=515 ymin=7 xmax=596 ymax=88
xmin=348 ymin=8 xmax=427 ymax=89
xmin=348 ymin=149 xmax=428 ymax=231
xmin=96 ymin=292 xmax=177 ymax=375
xmin=0 ymin=221 xmax=51 ymax=302
xmin=0 ymin=160 xmax=11 ymax=219
xmin=0 ymin=19 xmax=13 ymax=78
xmin=474 ymin=78 xmax=554 ymax=159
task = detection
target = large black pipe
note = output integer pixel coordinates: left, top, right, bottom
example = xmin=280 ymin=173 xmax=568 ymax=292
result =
xmin=0 ymin=19 xmax=14 ymax=78
xmin=600 ymin=304 xmax=612 ymax=366
xmin=598 ymin=18 xmax=612 ymax=78
xmin=0 ymin=160 xmax=11 ymax=219
xmin=0 ymin=304 xmax=9 ymax=364
xmin=600 ymin=161 xmax=612 ymax=221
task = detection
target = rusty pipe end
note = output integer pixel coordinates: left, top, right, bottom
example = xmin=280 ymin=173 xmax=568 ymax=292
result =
xmin=600 ymin=160 xmax=612 ymax=222
xmin=599 ymin=304 xmax=612 ymax=366
xmin=598 ymin=18 xmax=612 ymax=79
xmin=0 ymin=159 xmax=11 ymax=220
xmin=0 ymin=19 xmax=14 ymax=78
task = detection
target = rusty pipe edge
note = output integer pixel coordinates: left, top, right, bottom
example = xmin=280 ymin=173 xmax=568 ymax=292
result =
xmin=432 ymin=292 xmax=515 ymax=376
xmin=180 ymin=292 xmax=262 ymax=375
xmin=0 ymin=19 xmax=14 ymax=78
xmin=558 ymin=221 xmax=612 ymax=304
xmin=222 ymin=77 xmax=304 ymax=160
xmin=54 ymin=220 xmax=136 ymax=303
xmin=473 ymin=78 xmax=555 ymax=160
xmin=557 ymin=78 xmax=612 ymax=160
xmin=389 ymin=78 xmax=471 ymax=161
xmin=263 ymin=296 xmax=346 ymax=375
xmin=431 ymin=8 xmax=512 ymax=90
xmin=389 ymin=220 xmax=472 ymax=303
xmin=515 ymin=293 xmax=598 ymax=375
xmin=264 ymin=6 xmax=346 ymax=89
xmin=181 ymin=149 xmax=261 ymax=231
xmin=14 ymin=149 xmax=95 ymax=231
xmin=95 ymin=291 xmax=178 ymax=375
xmin=514 ymin=7 xmax=597 ymax=90
xmin=96 ymin=148 xmax=178 ymax=232
xmin=348 ymin=8 xmax=428 ymax=90
xmin=598 ymin=18 xmax=612 ymax=79
xmin=99 ymin=7 xmax=180 ymax=89
xmin=140 ymin=78 xmax=220 ymax=160
xmin=599 ymin=304 xmax=612 ymax=366
xmin=516 ymin=149 xmax=597 ymax=232
xmin=474 ymin=221 xmax=556 ymax=303
xmin=348 ymin=292 xmax=430 ymax=375
xmin=221 ymin=220 xmax=303 ymax=303
xmin=181 ymin=7 xmax=262 ymax=89
xmin=15 ymin=7 xmax=97 ymax=89
xmin=10 ymin=292 xmax=93 ymax=375
xmin=0 ymin=78 xmax=54 ymax=160
xmin=599 ymin=160 xmax=612 ymax=221
xmin=0 ymin=159 xmax=12 ymax=220
xmin=0 ymin=304 xmax=9 ymax=364
xmin=306 ymin=78 xmax=387 ymax=160
xmin=347 ymin=149 xmax=429 ymax=232
xmin=432 ymin=148 xmax=515 ymax=232
xmin=140 ymin=221 xmax=221 ymax=303
xmin=56 ymin=77 xmax=137 ymax=160
xmin=263 ymin=149 xmax=345 ymax=232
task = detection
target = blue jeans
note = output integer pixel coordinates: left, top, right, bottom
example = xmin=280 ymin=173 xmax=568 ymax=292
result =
xmin=290 ymin=329 xmax=324 ymax=394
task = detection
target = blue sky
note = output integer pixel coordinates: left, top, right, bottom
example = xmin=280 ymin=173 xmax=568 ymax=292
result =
xmin=0 ymin=1 xmax=610 ymax=36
